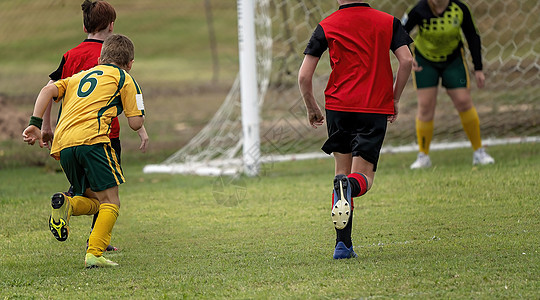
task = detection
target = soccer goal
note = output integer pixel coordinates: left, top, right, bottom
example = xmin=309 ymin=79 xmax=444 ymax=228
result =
xmin=143 ymin=0 xmax=540 ymax=176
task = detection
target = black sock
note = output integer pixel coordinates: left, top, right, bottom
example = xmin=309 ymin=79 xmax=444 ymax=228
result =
xmin=91 ymin=213 xmax=99 ymax=230
xmin=335 ymin=210 xmax=353 ymax=248
xmin=348 ymin=176 xmax=361 ymax=197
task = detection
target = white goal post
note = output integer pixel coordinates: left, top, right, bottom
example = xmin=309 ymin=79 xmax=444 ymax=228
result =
xmin=238 ymin=0 xmax=261 ymax=177
xmin=143 ymin=0 xmax=540 ymax=176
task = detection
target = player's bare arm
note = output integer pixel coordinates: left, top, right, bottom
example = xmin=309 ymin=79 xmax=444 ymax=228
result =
xmin=298 ymin=54 xmax=324 ymax=128
xmin=389 ymin=45 xmax=413 ymax=123
xmin=127 ymin=115 xmax=144 ymax=131
xmin=41 ymin=79 xmax=56 ymax=149
xmin=22 ymin=84 xmax=59 ymax=147
xmin=137 ymin=125 xmax=149 ymax=153
xmin=474 ymin=70 xmax=485 ymax=89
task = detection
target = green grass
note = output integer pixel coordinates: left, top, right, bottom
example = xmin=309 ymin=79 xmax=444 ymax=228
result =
xmin=1 ymin=143 xmax=538 ymax=298
xmin=0 ymin=0 xmax=240 ymax=97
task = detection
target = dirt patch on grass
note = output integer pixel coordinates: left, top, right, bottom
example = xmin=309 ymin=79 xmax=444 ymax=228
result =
xmin=0 ymin=94 xmax=28 ymax=141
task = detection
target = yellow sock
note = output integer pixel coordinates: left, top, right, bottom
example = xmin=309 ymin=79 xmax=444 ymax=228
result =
xmin=70 ymin=196 xmax=100 ymax=216
xmin=416 ymin=118 xmax=434 ymax=155
xmin=459 ymin=107 xmax=482 ymax=151
xmin=87 ymin=203 xmax=119 ymax=257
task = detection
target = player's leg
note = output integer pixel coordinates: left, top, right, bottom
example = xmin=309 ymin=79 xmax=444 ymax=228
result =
xmin=330 ymin=112 xmax=387 ymax=259
xmin=51 ymin=147 xmax=100 ymax=241
xmin=411 ymin=50 xmax=439 ymax=169
xmin=89 ymin=138 xmax=121 ymax=252
xmin=323 ymin=110 xmax=354 ymax=230
xmin=416 ymin=88 xmax=438 ymax=150
xmin=447 ymin=88 xmax=494 ymax=165
xmin=446 ymin=87 xmax=478 ymax=147
xmin=332 ymin=156 xmax=374 ymax=255
xmin=411 ymin=88 xmax=437 ymax=168
xmin=85 ymin=186 xmax=120 ymax=268
xmin=332 ymin=153 xmax=357 ymax=259
xmin=443 ymin=53 xmax=494 ymax=165
xmin=333 ymin=152 xmax=352 ymax=230
xmin=76 ymin=143 xmax=124 ymax=267
xmin=322 ymin=109 xmax=357 ymax=258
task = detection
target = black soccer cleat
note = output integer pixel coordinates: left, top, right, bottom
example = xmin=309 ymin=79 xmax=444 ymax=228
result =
xmin=49 ymin=193 xmax=72 ymax=242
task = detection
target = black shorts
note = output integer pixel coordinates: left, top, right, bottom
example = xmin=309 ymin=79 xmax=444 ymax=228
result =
xmin=322 ymin=110 xmax=388 ymax=171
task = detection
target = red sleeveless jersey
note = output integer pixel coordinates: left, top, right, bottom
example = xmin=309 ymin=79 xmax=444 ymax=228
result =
xmin=319 ymin=6 xmax=395 ymax=114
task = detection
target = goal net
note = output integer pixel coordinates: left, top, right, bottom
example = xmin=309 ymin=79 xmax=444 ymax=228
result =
xmin=143 ymin=0 xmax=540 ymax=175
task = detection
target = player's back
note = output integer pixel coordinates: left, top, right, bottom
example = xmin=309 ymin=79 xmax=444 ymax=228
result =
xmin=50 ymin=64 xmax=137 ymax=158
xmin=320 ymin=4 xmax=395 ymax=113
xmin=61 ymin=39 xmax=103 ymax=78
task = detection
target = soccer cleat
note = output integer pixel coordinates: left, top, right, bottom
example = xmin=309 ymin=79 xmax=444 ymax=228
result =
xmin=49 ymin=193 xmax=73 ymax=242
xmin=410 ymin=152 xmax=432 ymax=169
xmin=333 ymin=241 xmax=357 ymax=259
xmin=85 ymin=253 xmax=119 ymax=268
xmin=473 ymin=147 xmax=495 ymax=165
xmin=331 ymin=175 xmax=351 ymax=230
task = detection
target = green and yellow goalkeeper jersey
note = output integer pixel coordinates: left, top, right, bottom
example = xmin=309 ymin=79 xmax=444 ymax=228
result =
xmin=50 ymin=64 xmax=145 ymax=159
xmin=403 ymin=0 xmax=482 ymax=70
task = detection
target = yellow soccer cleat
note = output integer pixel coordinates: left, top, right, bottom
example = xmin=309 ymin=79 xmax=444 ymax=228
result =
xmin=48 ymin=193 xmax=73 ymax=242
xmin=85 ymin=253 xmax=119 ymax=268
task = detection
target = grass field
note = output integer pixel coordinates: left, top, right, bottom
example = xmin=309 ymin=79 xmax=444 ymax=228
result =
xmin=1 ymin=143 xmax=538 ymax=298
xmin=1 ymin=1 xmax=539 ymax=297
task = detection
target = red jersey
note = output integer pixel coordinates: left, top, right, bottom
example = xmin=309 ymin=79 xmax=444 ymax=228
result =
xmin=50 ymin=39 xmax=120 ymax=138
xmin=304 ymin=3 xmax=412 ymax=114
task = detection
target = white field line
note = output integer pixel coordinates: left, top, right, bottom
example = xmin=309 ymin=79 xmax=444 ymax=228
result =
xmin=143 ymin=136 xmax=540 ymax=175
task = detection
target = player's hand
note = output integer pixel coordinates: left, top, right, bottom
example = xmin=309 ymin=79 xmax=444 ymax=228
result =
xmin=137 ymin=126 xmax=149 ymax=153
xmin=307 ymin=108 xmax=324 ymax=129
xmin=412 ymin=59 xmax=422 ymax=72
xmin=22 ymin=125 xmax=45 ymax=148
xmin=41 ymin=126 xmax=54 ymax=150
xmin=388 ymin=100 xmax=399 ymax=123
xmin=475 ymin=70 xmax=485 ymax=89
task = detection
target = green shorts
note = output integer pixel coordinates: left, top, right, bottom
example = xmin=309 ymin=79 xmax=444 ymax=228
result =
xmin=413 ymin=48 xmax=470 ymax=89
xmin=59 ymin=143 xmax=124 ymax=195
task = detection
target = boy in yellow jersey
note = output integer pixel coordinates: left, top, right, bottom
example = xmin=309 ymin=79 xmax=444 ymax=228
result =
xmin=22 ymin=34 xmax=145 ymax=268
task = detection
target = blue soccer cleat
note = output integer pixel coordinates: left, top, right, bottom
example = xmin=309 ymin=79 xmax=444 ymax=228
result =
xmin=333 ymin=241 xmax=357 ymax=259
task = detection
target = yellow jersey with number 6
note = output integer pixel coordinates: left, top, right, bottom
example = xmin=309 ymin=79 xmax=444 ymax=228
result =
xmin=50 ymin=64 xmax=145 ymax=159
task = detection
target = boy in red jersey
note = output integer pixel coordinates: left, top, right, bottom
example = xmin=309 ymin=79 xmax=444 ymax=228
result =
xmin=42 ymin=0 xmax=148 ymax=251
xmin=298 ymin=0 xmax=413 ymax=259
xmin=23 ymin=34 xmax=145 ymax=268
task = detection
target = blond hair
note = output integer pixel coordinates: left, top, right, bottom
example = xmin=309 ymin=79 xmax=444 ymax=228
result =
xmin=100 ymin=34 xmax=134 ymax=69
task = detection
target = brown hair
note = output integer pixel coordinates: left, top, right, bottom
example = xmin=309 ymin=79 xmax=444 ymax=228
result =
xmin=100 ymin=34 xmax=135 ymax=69
xmin=81 ymin=0 xmax=116 ymax=33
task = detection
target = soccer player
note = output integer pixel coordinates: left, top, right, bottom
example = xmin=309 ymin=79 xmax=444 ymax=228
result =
xmin=298 ymin=0 xmax=413 ymax=259
xmin=42 ymin=0 xmax=149 ymax=251
xmin=402 ymin=0 xmax=494 ymax=169
xmin=23 ymin=34 xmax=145 ymax=268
